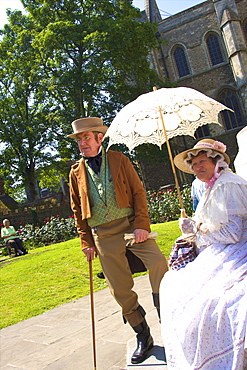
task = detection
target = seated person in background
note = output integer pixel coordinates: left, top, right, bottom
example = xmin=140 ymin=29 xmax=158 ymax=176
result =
xmin=160 ymin=139 xmax=247 ymax=370
xmin=191 ymin=176 xmax=205 ymax=211
xmin=1 ymin=219 xmax=27 ymax=256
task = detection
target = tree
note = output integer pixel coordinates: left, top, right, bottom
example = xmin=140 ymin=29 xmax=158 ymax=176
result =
xmin=0 ymin=1 xmax=168 ymax=200
xmin=22 ymin=0 xmax=165 ymax=154
xmin=0 ymin=10 xmax=61 ymax=201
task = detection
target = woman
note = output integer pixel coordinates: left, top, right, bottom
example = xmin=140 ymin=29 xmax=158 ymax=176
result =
xmin=1 ymin=219 xmax=27 ymax=256
xmin=160 ymin=139 xmax=247 ymax=369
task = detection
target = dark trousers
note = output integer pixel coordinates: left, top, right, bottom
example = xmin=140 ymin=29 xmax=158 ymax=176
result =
xmin=7 ymin=238 xmax=26 ymax=256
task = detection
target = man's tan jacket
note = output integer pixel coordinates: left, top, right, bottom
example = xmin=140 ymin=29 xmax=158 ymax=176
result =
xmin=69 ymin=150 xmax=151 ymax=250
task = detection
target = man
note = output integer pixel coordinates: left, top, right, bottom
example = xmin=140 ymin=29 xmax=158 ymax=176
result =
xmin=1 ymin=219 xmax=27 ymax=257
xmin=68 ymin=117 xmax=168 ymax=364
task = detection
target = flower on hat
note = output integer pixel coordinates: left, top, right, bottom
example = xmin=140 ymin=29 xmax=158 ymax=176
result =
xmin=212 ymin=141 xmax=226 ymax=152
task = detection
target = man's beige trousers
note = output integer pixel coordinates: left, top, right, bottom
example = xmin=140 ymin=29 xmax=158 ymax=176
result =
xmin=92 ymin=216 xmax=168 ymax=316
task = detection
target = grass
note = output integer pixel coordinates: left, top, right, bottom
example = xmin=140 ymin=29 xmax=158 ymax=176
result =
xmin=0 ymin=221 xmax=180 ymax=329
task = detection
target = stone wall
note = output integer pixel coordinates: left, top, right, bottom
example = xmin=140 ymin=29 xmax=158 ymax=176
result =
xmin=0 ymin=193 xmax=72 ymax=230
xmin=139 ymin=157 xmax=177 ymax=191
xmin=143 ymin=0 xmax=247 ymax=189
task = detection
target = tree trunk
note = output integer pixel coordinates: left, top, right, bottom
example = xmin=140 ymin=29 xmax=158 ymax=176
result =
xmin=24 ymin=164 xmax=37 ymax=202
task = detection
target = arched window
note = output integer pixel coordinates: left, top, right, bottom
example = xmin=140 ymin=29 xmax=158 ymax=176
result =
xmin=218 ymin=89 xmax=244 ymax=130
xmin=206 ymin=34 xmax=224 ymax=66
xmin=195 ymin=125 xmax=210 ymax=139
xmin=173 ymin=47 xmax=190 ymax=78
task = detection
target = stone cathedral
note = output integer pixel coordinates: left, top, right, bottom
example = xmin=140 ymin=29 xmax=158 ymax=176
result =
xmin=139 ymin=0 xmax=247 ymax=187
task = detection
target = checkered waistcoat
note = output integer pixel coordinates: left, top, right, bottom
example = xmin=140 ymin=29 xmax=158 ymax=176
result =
xmin=86 ymin=150 xmax=133 ymax=228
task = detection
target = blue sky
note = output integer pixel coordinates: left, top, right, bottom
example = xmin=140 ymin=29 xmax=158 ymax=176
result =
xmin=0 ymin=0 xmax=203 ymax=28
xmin=133 ymin=0 xmax=203 ymax=17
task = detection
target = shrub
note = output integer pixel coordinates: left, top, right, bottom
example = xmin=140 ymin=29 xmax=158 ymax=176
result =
xmin=147 ymin=184 xmax=193 ymax=223
xmin=16 ymin=185 xmax=193 ymax=249
xmin=19 ymin=215 xmax=77 ymax=249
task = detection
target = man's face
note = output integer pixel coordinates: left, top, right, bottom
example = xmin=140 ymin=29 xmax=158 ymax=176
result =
xmin=76 ymin=131 xmax=103 ymax=157
xmin=3 ymin=220 xmax=10 ymax=227
xmin=191 ymin=153 xmax=216 ymax=182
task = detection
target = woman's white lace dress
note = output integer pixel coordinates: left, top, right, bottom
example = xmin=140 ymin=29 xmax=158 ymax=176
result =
xmin=160 ymin=170 xmax=247 ymax=369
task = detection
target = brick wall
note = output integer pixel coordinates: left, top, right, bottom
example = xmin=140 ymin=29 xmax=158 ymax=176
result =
xmin=0 ymin=193 xmax=73 ymax=230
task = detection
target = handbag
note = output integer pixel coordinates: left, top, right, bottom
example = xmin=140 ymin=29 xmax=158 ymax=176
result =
xmin=168 ymin=234 xmax=197 ymax=271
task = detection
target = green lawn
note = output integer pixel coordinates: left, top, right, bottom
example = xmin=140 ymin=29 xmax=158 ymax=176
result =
xmin=0 ymin=221 xmax=180 ymax=329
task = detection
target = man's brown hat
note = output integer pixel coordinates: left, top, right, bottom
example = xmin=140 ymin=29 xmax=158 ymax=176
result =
xmin=67 ymin=117 xmax=108 ymax=139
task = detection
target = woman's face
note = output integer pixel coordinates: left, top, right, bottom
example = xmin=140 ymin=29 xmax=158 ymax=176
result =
xmin=3 ymin=220 xmax=10 ymax=227
xmin=191 ymin=153 xmax=216 ymax=182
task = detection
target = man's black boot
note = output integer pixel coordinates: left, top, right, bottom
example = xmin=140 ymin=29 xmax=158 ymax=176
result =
xmin=97 ymin=271 xmax=105 ymax=279
xmin=131 ymin=319 xmax=154 ymax=364
xmin=152 ymin=293 xmax=161 ymax=322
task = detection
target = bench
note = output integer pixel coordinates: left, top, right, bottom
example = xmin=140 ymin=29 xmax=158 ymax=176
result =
xmin=0 ymin=240 xmax=18 ymax=257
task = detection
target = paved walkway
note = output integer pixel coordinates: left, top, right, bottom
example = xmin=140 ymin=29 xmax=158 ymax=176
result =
xmin=0 ymin=275 xmax=167 ymax=370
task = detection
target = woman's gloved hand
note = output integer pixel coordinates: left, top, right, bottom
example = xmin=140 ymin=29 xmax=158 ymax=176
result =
xmin=179 ymin=217 xmax=196 ymax=234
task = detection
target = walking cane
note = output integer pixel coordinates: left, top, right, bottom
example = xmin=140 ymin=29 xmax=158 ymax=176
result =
xmin=89 ymin=259 xmax=97 ymax=370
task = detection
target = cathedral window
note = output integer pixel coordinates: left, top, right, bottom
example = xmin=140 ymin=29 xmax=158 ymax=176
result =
xmin=218 ymin=89 xmax=244 ymax=130
xmin=173 ymin=47 xmax=190 ymax=78
xmin=195 ymin=125 xmax=210 ymax=139
xmin=206 ymin=34 xmax=224 ymax=66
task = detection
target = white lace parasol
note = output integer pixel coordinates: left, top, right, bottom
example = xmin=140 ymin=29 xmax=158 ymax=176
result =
xmin=105 ymin=87 xmax=231 ymax=151
xmin=105 ymin=87 xmax=232 ymax=213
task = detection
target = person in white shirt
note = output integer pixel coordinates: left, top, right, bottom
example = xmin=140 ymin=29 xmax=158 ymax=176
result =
xmin=1 ymin=219 xmax=27 ymax=257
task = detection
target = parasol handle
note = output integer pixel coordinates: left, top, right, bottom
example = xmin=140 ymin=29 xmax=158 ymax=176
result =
xmin=153 ymin=86 xmax=186 ymax=214
xmin=180 ymin=209 xmax=187 ymax=218
xmin=155 ymin=109 xmax=185 ymax=211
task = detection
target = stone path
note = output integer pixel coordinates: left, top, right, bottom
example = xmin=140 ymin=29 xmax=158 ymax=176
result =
xmin=0 ymin=275 xmax=167 ymax=370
